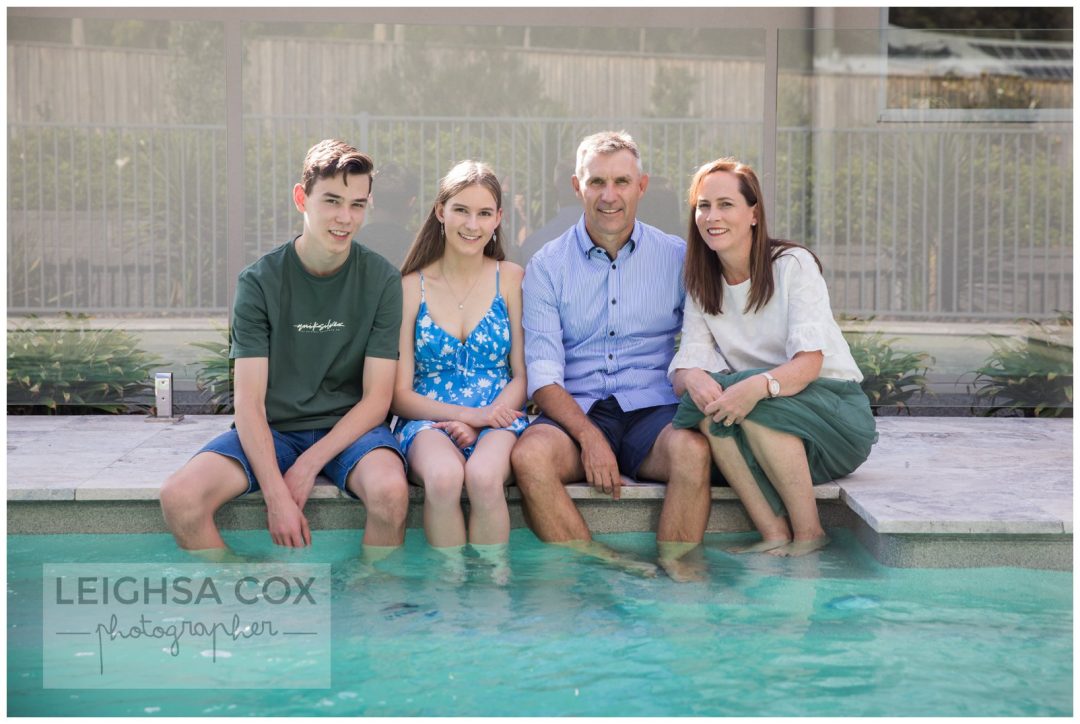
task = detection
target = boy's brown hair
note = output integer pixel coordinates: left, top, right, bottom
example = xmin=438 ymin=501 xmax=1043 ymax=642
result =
xmin=300 ymin=139 xmax=375 ymax=195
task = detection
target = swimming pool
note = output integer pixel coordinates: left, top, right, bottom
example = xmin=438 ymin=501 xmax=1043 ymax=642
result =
xmin=8 ymin=528 xmax=1072 ymax=716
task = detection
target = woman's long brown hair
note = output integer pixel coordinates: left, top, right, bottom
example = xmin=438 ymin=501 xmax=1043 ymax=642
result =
xmin=683 ymin=158 xmax=821 ymax=315
xmin=400 ymin=160 xmax=506 ymax=276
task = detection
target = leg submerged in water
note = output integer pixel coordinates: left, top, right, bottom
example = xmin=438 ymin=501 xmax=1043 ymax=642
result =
xmin=638 ymin=425 xmax=712 ymax=581
xmin=657 ymin=541 xmax=707 ymax=582
xmin=160 ymin=452 xmax=251 ymax=552
xmin=772 ymin=535 xmax=831 ymax=557
xmin=739 ymin=420 xmax=829 ymax=558
xmin=432 ymin=543 xmax=467 ymax=583
xmin=472 ymin=542 xmax=511 ymax=585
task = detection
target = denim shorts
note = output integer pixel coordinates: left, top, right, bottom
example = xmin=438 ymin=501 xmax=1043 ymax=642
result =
xmin=199 ymin=424 xmax=406 ymax=498
xmin=531 ymin=396 xmax=677 ymax=478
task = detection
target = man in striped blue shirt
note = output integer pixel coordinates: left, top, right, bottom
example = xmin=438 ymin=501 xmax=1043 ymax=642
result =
xmin=511 ymin=131 xmax=712 ymax=580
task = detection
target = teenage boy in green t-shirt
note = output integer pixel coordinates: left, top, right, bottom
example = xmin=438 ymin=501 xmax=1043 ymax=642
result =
xmin=161 ymin=139 xmax=409 ymax=554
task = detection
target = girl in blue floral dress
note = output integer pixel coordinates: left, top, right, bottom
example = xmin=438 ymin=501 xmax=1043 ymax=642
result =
xmin=392 ymin=161 xmax=528 ymax=555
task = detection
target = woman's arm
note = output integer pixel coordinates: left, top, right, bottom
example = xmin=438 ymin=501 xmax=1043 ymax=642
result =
xmin=703 ymin=350 xmax=823 ymax=425
xmin=669 ymin=293 xmax=728 ymax=408
xmin=704 ymin=252 xmax=830 ymax=424
xmin=489 ymin=262 xmax=528 ymax=414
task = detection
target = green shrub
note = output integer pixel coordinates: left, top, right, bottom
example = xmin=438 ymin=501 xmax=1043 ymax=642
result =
xmin=191 ymin=327 xmax=233 ymax=413
xmin=843 ymin=330 xmax=933 ymax=414
xmin=7 ymin=314 xmax=162 ymax=414
xmin=970 ymin=315 xmax=1073 ymax=418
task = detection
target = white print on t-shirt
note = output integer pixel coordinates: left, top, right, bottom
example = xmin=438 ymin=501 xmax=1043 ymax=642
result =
xmin=294 ymin=319 xmax=346 ymax=333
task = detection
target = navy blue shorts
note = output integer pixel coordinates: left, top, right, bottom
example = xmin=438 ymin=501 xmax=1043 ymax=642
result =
xmin=198 ymin=424 xmax=405 ymax=498
xmin=532 ymin=397 xmax=677 ymax=478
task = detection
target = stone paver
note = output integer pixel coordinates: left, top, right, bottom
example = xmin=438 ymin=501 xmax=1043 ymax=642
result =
xmin=837 ymin=418 xmax=1072 ymax=535
xmin=6 ymin=415 xmax=1073 ymax=541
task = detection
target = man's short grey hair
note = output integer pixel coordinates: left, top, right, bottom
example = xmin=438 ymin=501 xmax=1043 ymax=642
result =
xmin=575 ymin=130 xmax=643 ymax=177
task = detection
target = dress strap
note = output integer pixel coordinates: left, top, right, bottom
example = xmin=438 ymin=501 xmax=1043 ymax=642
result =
xmin=418 ymin=271 xmax=426 ymax=302
xmin=494 ymin=261 xmax=501 ymax=294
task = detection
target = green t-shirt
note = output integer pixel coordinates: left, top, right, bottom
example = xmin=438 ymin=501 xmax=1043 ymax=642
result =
xmin=230 ymin=238 xmax=402 ymax=432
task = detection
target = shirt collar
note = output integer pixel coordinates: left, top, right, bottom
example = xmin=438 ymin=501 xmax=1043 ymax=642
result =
xmin=574 ymin=216 xmax=642 ymax=259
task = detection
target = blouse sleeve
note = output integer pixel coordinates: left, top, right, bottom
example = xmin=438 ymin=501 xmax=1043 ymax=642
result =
xmin=667 ymin=293 xmax=728 ymax=381
xmin=783 ymin=250 xmax=842 ymax=359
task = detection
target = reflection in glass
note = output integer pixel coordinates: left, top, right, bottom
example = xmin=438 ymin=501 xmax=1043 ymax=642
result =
xmin=777 ymin=26 xmax=1072 ymax=414
xmin=8 ymin=16 xmax=228 ymax=410
xmin=242 ymin=22 xmax=766 ymax=266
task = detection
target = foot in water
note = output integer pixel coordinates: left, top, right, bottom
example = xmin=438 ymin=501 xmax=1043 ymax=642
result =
xmin=658 ymin=541 xmax=707 ymax=582
xmin=564 ymin=540 xmax=658 ymax=578
xmin=432 ymin=545 xmax=468 ymax=584
xmin=339 ymin=543 xmax=405 ymax=587
xmin=767 ymin=535 xmax=831 ymax=557
xmin=185 ymin=547 xmax=255 ymax=563
xmin=471 ymin=543 xmax=511 ymax=586
xmin=726 ymin=537 xmax=791 ymax=555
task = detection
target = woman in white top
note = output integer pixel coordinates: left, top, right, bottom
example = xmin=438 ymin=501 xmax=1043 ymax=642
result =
xmin=669 ymin=158 xmax=876 ymax=557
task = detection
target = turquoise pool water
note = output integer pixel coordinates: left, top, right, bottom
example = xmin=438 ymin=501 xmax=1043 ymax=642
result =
xmin=8 ymin=528 xmax=1072 ymax=716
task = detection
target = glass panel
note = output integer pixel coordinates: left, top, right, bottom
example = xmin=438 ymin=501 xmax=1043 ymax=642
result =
xmin=777 ymin=26 xmax=1072 ymax=415
xmin=241 ymin=21 xmax=766 ymax=269
xmin=7 ymin=16 xmax=228 ymax=413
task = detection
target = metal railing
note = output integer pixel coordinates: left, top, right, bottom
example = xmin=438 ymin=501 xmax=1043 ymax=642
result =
xmin=794 ymin=126 xmax=1073 ymax=319
xmin=8 ymin=116 xmax=1072 ymax=320
xmin=8 ymin=122 xmax=229 ymax=313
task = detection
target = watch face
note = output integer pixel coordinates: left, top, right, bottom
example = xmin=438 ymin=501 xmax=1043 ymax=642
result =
xmin=768 ymin=378 xmax=781 ymax=397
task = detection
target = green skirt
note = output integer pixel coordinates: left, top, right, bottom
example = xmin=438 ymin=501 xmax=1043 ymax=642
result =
xmin=672 ymin=369 xmax=878 ymax=516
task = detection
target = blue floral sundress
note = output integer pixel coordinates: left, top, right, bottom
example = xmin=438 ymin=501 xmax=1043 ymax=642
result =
xmin=394 ymin=262 xmax=529 ymax=459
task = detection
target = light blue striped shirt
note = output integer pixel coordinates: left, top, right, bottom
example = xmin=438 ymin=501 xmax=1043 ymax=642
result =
xmin=523 ymin=215 xmax=686 ymax=413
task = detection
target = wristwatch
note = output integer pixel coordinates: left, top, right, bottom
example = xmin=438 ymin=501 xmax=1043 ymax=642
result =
xmin=762 ymin=372 xmax=781 ymax=398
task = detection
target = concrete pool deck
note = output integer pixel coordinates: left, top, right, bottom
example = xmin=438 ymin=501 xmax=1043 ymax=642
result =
xmin=6 ymin=415 xmax=1073 ymax=570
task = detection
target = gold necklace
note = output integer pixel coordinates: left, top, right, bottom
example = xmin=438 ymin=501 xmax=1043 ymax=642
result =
xmin=440 ymin=262 xmax=484 ymax=310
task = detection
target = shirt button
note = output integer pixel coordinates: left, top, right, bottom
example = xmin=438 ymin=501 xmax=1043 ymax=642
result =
xmin=611 ymin=298 xmax=616 ymax=305
xmin=611 ymin=264 xmax=617 ymax=269
xmin=609 ymin=330 xmax=615 ymax=336
xmin=608 ymin=354 xmax=613 ymax=360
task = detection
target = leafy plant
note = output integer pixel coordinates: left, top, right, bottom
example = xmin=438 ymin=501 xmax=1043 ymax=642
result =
xmin=843 ymin=329 xmax=933 ymax=415
xmin=191 ymin=327 xmax=234 ymax=413
xmin=970 ymin=315 xmax=1073 ymax=418
xmin=7 ymin=314 xmax=162 ymax=414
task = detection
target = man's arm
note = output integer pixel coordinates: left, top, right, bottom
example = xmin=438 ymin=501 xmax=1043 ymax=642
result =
xmin=523 ymin=257 xmax=622 ymax=499
xmin=281 ymin=355 xmax=398 ymax=509
xmin=233 ymin=357 xmax=311 ymax=547
xmin=532 ymin=383 xmax=622 ymax=499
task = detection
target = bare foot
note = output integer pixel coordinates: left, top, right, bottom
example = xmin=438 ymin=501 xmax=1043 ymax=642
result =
xmin=659 ymin=556 xmax=707 ymax=582
xmin=185 ymin=546 xmax=252 ymax=563
xmin=658 ymin=541 xmax=707 ymax=582
xmin=726 ymin=538 xmax=791 ymax=555
xmin=613 ymin=558 xmax=660 ymax=578
xmin=564 ymin=541 xmax=659 ymax=578
xmin=433 ymin=545 xmax=468 ymax=583
xmin=767 ymin=535 xmax=831 ymax=557
xmin=472 ymin=543 xmax=511 ymax=586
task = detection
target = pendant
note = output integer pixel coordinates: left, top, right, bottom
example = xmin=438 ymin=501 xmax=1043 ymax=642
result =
xmin=458 ymin=304 xmax=464 ymax=310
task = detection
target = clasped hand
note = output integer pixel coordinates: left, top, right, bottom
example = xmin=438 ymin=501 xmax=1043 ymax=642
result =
xmin=685 ymin=369 xmax=763 ymax=427
xmin=433 ymin=420 xmax=479 ymax=449
xmin=461 ymin=402 xmax=524 ymax=430
xmin=703 ymin=378 xmax=765 ymax=427
xmin=265 ymin=455 xmax=320 ymax=548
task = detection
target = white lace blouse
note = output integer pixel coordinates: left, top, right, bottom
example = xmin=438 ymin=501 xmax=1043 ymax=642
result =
xmin=668 ymin=247 xmax=862 ymax=382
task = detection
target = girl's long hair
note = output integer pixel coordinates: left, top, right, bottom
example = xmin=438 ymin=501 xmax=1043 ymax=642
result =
xmin=400 ymin=160 xmax=506 ymax=275
xmin=684 ymin=158 xmax=821 ymax=315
